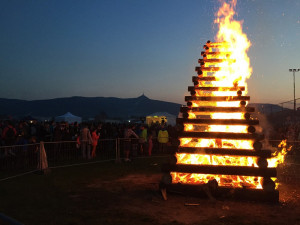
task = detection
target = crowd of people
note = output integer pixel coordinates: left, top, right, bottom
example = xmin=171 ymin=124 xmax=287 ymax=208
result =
xmin=1 ymin=117 xmax=300 ymax=162
xmin=0 ymin=119 xmax=179 ymax=161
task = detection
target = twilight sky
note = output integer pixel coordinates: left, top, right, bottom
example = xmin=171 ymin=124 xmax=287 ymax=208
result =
xmin=0 ymin=0 xmax=299 ymax=107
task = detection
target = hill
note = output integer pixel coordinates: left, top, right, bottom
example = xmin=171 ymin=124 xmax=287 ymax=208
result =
xmin=0 ymin=94 xmax=181 ymax=119
xmin=248 ymin=103 xmax=286 ymax=114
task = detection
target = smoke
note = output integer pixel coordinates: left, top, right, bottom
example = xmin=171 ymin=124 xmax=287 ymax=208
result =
xmin=251 ymin=108 xmax=276 ymax=151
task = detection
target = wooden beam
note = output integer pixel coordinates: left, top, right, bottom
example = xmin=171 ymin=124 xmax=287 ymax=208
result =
xmin=177 ymin=147 xmax=272 ymax=158
xmin=185 ymin=96 xmax=250 ymax=102
xmin=198 ymin=59 xmax=236 ymax=64
xmin=161 ymin=163 xmax=277 ymax=177
xmin=201 ymin=51 xmax=232 ymax=56
xmin=163 ymin=183 xmax=279 ymax=203
xmin=180 ymin=106 xmax=255 ymax=113
xmin=176 ymin=118 xmax=259 ymax=125
xmin=192 ymin=76 xmax=216 ymax=82
xmin=178 ymin=131 xmax=264 ymax=140
xmin=195 ymin=66 xmax=221 ymax=72
xmin=188 ymin=86 xmax=245 ymax=91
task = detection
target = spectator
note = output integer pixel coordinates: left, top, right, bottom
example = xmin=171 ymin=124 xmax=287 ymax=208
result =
xmin=123 ymin=124 xmax=139 ymax=162
xmin=139 ymin=125 xmax=147 ymax=155
xmin=91 ymin=127 xmax=100 ymax=158
xmin=2 ymin=121 xmax=17 ymax=156
xmin=80 ymin=123 xmax=93 ymax=159
xmin=148 ymin=132 xmax=153 ymax=156
xmin=2 ymin=121 xmax=17 ymax=147
xmin=158 ymin=125 xmax=169 ymax=153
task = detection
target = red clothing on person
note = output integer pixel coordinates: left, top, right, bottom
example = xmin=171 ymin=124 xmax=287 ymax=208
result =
xmin=91 ymin=130 xmax=100 ymax=146
xmin=2 ymin=125 xmax=17 ymax=139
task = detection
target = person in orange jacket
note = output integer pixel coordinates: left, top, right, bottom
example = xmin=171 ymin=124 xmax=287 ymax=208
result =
xmin=91 ymin=127 xmax=100 ymax=158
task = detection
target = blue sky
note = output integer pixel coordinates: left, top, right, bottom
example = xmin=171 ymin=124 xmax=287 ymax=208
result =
xmin=0 ymin=0 xmax=299 ymax=107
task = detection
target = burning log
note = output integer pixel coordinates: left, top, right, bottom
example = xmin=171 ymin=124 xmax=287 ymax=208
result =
xmin=177 ymin=147 xmax=272 ymax=158
xmin=244 ymin=112 xmax=251 ymax=119
xmin=195 ymin=66 xmax=221 ymax=72
xmin=161 ymin=163 xmax=277 ymax=177
xmin=262 ymin=177 xmax=276 ymax=191
xmin=240 ymin=100 xmax=247 ymax=106
xmin=180 ymin=106 xmax=255 ymax=113
xmin=203 ymin=42 xmax=230 ymax=50
xmin=192 ymin=76 xmax=217 ymax=82
xmin=188 ymin=86 xmax=245 ymax=91
xmin=198 ymin=58 xmax=236 ymax=64
xmin=161 ymin=173 xmax=173 ymax=185
xmin=160 ymin=178 xmax=219 ymax=201
xmin=176 ymin=118 xmax=259 ymax=125
xmin=256 ymin=158 xmax=268 ymax=168
xmin=206 ymin=41 xmax=229 ymax=47
xmin=163 ymin=183 xmax=279 ymax=203
xmin=185 ymin=96 xmax=250 ymax=102
xmin=247 ymin=126 xmax=256 ymax=133
xmin=253 ymin=141 xmax=263 ymax=151
xmin=201 ymin=51 xmax=231 ymax=56
xmin=178 ymin=131 xmax=264 ymax=140
xmin=192 ymin=76 xmax=216 ymax=82
xmin=186 ymin=102 xmax=193 ymax=108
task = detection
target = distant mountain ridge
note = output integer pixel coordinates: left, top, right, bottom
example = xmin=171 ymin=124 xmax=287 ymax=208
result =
xmin=0 ymin=95 xmax=287 ymax=120
xmin=0 ymin=95 xmax=181 ymax=119
xmin=248 ymin=103 xmax=287 ymax=114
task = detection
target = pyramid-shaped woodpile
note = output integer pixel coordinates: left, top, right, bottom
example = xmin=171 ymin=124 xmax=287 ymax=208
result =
xmin=161 ymin=41 xmax=278 ymax=202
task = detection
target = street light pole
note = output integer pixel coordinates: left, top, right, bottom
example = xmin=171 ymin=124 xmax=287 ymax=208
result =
xmin=289 ymin=68 xmax=300 ymax=113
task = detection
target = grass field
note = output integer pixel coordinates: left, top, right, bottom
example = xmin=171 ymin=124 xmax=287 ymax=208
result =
xmin=0 ymin=156 xmax=300 ymax=225
xmin=0 ymin=157 xmax=167 ymax=225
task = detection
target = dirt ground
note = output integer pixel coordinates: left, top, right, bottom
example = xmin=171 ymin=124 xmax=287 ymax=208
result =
xmin=84 ymin=173 xmax=300 ymax=225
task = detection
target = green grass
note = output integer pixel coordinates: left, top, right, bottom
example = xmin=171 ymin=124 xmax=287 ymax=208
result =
xmin=0 ymin=157 xmax=170 ymax=225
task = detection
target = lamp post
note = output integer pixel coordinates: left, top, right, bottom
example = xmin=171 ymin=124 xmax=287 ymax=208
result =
xmin=289 ymin=68 xmax=300 ymax=113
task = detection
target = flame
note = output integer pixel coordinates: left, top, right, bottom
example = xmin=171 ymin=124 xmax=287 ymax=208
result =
xmin=268 ymin=140 xmax=292 ymax=167
xmin=213 ymin=0 xmax=252 ymax=91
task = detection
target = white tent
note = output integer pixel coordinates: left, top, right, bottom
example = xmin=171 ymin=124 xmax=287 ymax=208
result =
xmin=146 ymin=112 xmax=177 ymax=126
xmin=55 ymin=112 xmax=82 ymax=124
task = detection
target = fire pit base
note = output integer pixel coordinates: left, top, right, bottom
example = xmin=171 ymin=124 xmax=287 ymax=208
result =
xmin=160 ymin=183 xmax=279 ymax=203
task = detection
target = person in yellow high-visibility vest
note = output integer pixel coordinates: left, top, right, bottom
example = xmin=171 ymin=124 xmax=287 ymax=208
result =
xmin=158 ymin=126 xmax=169 ymax=153
xmin=139 ymin=125 xmax=147 ymax=155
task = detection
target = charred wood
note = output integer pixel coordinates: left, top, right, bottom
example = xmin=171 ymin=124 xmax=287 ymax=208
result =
xmin=188 ymin=86 xmax=245 ymax=91
xmin=176 ymin=118 xmax=259 ymax=125
xmin=178 ymin=131 xmax=264 ymax=140
xmin=185 ymin=96 xmax=250 ymax=102
xmin=180 ymin=106 xmax=255 ymax=113
xmin=195 ymin=66 xmax=221 ymax=72
xmin=198 ymin=59 xmax=236 ymax=64
xmin=161 ymin=163 xmax=277 ymax=177
xmin=164 ymin=183 xmax=279 ymax=203
xmin=177 ymin=147 xmax=272 ymax=158
xmin=192 ymin=76 xmax=216 ymax=82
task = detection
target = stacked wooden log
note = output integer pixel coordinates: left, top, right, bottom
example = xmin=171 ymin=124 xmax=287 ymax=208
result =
xmin=161 ymin=40 xmax=278 ymax=202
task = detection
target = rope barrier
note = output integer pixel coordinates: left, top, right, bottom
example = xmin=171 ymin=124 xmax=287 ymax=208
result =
xmin=1 ymin=138 xmax=299 ymax=182
xmin=0 ymin=170 xmax=38 ymax=182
